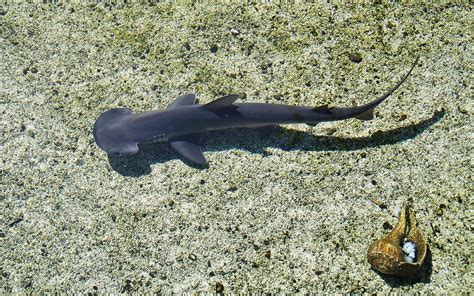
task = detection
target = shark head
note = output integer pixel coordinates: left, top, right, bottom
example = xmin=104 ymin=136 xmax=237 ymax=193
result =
xmin=92 ymin=108 xmax=139 ymax=156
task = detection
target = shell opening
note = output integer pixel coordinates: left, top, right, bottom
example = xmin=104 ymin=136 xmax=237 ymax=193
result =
xmin=402 ymin=238 xmax=416 ymax=263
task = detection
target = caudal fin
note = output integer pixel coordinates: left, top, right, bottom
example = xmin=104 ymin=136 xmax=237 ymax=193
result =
xmin=313 ymin=56 xmax=419 ymax=122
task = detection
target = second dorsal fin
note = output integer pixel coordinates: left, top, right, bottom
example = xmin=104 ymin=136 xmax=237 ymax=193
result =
xmin=202 ymin=94 xmax=239 ymax=111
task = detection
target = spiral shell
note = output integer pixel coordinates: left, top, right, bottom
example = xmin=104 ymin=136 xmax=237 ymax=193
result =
xmin=367 ymin=204 xmax=427 ymax=276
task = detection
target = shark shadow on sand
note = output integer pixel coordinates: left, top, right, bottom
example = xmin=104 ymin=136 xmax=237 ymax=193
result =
xmin=108 ymin=109 xmax=445 ymax=176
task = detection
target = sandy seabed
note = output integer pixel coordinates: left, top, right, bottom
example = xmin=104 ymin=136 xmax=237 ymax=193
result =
xmin=1 ymin=3 xmax=472 ymax=293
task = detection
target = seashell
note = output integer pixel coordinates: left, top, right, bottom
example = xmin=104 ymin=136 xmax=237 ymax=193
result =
xmin=367 ymin=203 xmax=428 ymax=276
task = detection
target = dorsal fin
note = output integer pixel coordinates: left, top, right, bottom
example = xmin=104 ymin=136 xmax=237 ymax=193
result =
xmin=202 ymin=94 xmax=239 ymax=111
xmin=166 ymin=93 xmax=197 ymax=109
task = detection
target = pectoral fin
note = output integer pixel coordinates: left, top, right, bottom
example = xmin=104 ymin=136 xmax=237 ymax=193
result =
xmin=169 ymin=135 xmax=207 ymax=165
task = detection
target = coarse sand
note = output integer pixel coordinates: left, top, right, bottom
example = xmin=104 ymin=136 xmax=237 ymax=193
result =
xmin=1 ymin=2 xmax=472 ymax=293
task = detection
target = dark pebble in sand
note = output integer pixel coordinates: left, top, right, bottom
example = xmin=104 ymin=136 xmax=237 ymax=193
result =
xmin=215 ymin=282 xmax=224 ymax=293
xmin=348 ymin=52 xmax=362 ymax=63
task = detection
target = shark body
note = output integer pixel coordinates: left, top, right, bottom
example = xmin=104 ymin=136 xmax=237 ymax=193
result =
xmin=93 ymin=57 xmax=418 ymax=165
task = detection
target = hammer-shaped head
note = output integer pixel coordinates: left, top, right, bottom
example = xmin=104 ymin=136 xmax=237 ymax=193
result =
xmin=92 ymin=108 xmax=139 ymax=156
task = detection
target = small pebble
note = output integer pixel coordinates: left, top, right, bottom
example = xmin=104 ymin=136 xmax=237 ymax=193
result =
xmin=458 ymin=105 xmax=468 ymax=114
xmin=348 ymin=52 xmax=362 ymax=63
xmin=215 ymin=282 xmax=224 ymax=293
xmin=398 ymin=113 xmax=408 ymax=121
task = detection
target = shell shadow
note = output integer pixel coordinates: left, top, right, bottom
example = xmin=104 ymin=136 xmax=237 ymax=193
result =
xmin=108 ymin=109 xmax=445 ymax=177
xmin=372 ymin=246 xmax=433 ymax=287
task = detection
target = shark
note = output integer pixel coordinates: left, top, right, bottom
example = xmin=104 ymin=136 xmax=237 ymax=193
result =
xmin=93 ymin=57 xmax=418 ymax=165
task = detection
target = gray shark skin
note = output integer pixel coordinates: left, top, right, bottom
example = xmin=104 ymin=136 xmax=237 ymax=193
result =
xmin=93 ymin=57 xmax=418 ymax=165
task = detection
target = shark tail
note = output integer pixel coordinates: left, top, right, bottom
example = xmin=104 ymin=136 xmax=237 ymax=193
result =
xmin=312 ymin=56 xmax=419 ymax=123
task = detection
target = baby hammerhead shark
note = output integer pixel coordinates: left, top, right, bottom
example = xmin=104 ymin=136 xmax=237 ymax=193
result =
xmin=93 ymin=57 xmax=418 ymax=165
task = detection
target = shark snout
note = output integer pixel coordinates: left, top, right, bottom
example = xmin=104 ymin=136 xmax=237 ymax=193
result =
xmin=93 ymin=108 xmax=139 ymax=156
